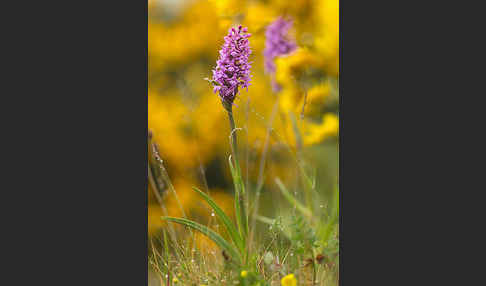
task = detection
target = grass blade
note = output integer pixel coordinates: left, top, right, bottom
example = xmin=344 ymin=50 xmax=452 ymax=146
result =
xmin=161 ymin=216 xmax=242 ymax=264
xmin=254 ymin=215 xmax=275 ymax=225
xmin=275 ymin=178 xmax=312 ymax=219
xmin=318 ymin=186 xmax=339 ymax=246
xmin=192 ymin=187 xmax=244 ymax=252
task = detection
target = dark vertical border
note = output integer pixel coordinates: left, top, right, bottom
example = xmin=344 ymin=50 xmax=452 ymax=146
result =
xmin=11 ymin=0 xmax=150 ymax=284
xmin=143 ymin=0 xmax=149 ymax=283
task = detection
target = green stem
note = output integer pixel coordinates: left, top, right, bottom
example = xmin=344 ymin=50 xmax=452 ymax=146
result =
xmin=228 ymin=109 xmax=240 ymax=174
xmin=289 ymin=112 xmax=314 ymax=214
xmin=226 ymin=106 xmax=248 ymax=258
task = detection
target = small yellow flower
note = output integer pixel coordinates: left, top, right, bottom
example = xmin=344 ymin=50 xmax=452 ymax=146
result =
xmin=281 ymin=273 xmax=297 ymax=286
xmin=172 ymin=278 xmax=179 ymax=283
xmin=241 ymin=270 xmax=248 ymax=278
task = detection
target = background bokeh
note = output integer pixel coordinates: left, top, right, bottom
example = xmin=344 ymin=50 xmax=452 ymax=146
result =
xmin=148 ymin=0 xmax=339 ymax=265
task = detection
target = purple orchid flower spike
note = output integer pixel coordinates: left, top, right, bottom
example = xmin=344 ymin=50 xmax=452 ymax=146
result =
xmin=211 ymin=25 xmax=252 ymax=111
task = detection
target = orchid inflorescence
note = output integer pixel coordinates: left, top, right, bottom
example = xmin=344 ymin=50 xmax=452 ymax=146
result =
xmin=211 ymin=25 xmax=252 ymax=110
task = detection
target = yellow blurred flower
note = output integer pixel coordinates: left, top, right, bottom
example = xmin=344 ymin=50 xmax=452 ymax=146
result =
xmin=299 ymin=82 xmax=331 ymax=116
xmin=148 ymin=179 xmax=196 ymax=237
xmin=273 ymin=46 xmax=337 ymax=148
xmin=173 ymin=277 xmax=179 ymax=283
xmin=281 ymin=273 xmax=297 ymax=286
xmin=302 ymin=113 xmax=339 ymax=145
xmin=283 ymin=112 xmax=338 ymax=147
xmin=278 ymin=84 xmax=301 ymax=114
xmin=275 ymin=48 xmax=326 ymax=114
xmin=271 ymin=0 xmax=313 ymax=20
xmin=148 ymin=91 xmax=198 ymax=170
xmin=240 ymin=270 xmax=248 ymax=278
xmin=209 ymin=0 xmax=246 ymax=18
xmin=314 ymin=0 xmax=339 ymax=76
xmin=279 ymin=81 xmax=331 ymax=119
xmin=192 ymin=189 xmax=234 ymax=220
xmin=149 ymin=1 xmax=221 ymax=69
xmin=163 ymin=179 xmax=196 ymax=218
xmin=244 ymin=2 xmax=276 ymax=32
xmin=148 ymin=202 xmax=164 ymax=236
xmin=148 ymin=90 xmax=226 ymax=172
xmin=242 ymin=2 xmax=277 ymax=52
xmin=275 ymin=48 xmax=322 ymax=88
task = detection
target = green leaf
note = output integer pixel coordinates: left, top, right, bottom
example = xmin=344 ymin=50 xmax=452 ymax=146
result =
xmin=161 ymin=216 xmax=242 ymax=264
xmin=192 ymin=187 xmax=244 ymax=252
xmin=275 ymin=178 xmax=312 ymax=219
xmin=229 ymin=155 xmax=246 ymax=240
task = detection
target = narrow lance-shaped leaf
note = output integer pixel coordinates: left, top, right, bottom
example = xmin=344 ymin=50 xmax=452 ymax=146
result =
xmin=229 ymin=155 xmax=246 ymax=242
xmin=192 ymin=187 xmax=244 ymax=252
xmin=161 ymin=217 xmax=242 ymax=265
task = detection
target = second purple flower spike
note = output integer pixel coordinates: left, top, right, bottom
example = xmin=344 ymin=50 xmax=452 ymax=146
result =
xmin=264 ymin=17 xmax=297 ymax=92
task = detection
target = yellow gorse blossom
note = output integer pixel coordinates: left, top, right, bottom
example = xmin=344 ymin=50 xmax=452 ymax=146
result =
xmin=275 ymin=48 xmax=326 ymax=115
xmin=209 ymin=0 xmax=246 ymax=18
xmin=149 ymin=1 xmax=221 ymax=69
xmin=302 ymin=113 xmax=339 ymax=145
xmin=281 ymin=273 xmax=297 ymax=286
xmin=283 ymin=112 xmax=339 ymax=147
xmin=148 ymin=201 xmax=164 ymax=236
xmin=275 ymin=48 xmax=322 ymax=89
xmin=148 ymin=90 xmax=226 ymax=172
xmin=314 ymin=0 xmax=339 ymax=76
xmin=280 ymin=81 xmax=331 ymax=117
xmin=274 ymin=47 xmax=338 ymax=147
xmin=244 ymin=2 xmax=276 ymax=31
xmin=299 ymin=82 xmax=331 ymax=116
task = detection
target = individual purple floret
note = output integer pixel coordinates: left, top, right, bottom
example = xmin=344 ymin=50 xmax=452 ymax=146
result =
xmin=212 ymin=25 xmax=252 ymax=109
xmin=263 ymin=17 xmax=297 ymax=92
